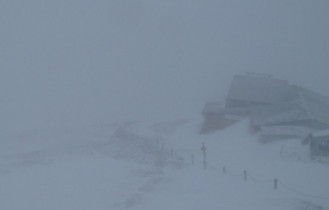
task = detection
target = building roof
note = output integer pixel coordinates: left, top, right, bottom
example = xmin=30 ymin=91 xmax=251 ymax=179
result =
xmin=250 ymin=100 xmax=307 ymax=127
xmin=313 ymin=129 xmax=329 ymax=138
xmin=250 ymin=85 xmax=329 ymax=128
xmin=226 ymin=75 xmax=298 ymax=105
xmin=297 ymin=85 xmax=329 ymax=126
xmin=260 ymin=125 xmax=314 ymax=139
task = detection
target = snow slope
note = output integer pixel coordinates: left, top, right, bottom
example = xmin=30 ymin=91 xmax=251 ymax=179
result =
xmin=0 ymin=118 xmax=328 ymax=210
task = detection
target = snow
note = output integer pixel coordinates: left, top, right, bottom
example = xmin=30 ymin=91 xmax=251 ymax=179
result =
xmin=313 ymin=129 xmax=329 ymax=138
xmin=0 ymin=118 xmax=328 ymax=210
xmin=259 ymin=125 xmax=314 ymax=139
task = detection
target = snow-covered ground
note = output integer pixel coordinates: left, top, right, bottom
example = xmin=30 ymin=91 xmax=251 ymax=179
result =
xmin=0 ymin=117 xmax=328 ymax=210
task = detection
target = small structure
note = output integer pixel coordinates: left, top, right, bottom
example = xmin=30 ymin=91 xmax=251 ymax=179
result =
xmin=310 ymin=130 xmax=329 ymax=156
xmin=201 ymin=74 xmax=329 ymax=141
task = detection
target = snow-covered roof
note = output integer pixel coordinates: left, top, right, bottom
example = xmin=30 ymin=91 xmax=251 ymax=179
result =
xmin=250 ymin=100 xmax=310 ymax=127
xmin=296 ymin=85 xmax=329 ymax=125
xmin=260 ymin=125 xmax=314 ymax=139
xmin=250 ymin=85 xmax=329 ymax=128
xmin=226 ymin=75 xmax=298 ymax=105
xmin=313 ymin=129 xmax=329 ymax=138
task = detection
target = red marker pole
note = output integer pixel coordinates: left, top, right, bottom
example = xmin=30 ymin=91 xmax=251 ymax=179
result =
xmin=201 ymin=143 xmax=207 ymax=170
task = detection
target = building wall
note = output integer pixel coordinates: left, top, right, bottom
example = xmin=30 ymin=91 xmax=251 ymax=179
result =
xmin=200 ymin=114 xmax=236 ymax=134
xmin=311 ymin=136 xmax=329 ymax=156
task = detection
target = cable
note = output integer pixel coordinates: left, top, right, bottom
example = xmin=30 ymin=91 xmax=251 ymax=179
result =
xmin=248 ymin=173 xmax=273 ymax=183
xmin=226 ymin=167 xmax=244 ymax=177
xmin=195 ymin=161 xmax=329 ymax=200
xmin=278 ymin=180 xmax=329 ymax=200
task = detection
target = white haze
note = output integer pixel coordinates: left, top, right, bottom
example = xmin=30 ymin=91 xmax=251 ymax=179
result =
xmin=1 ymin=0 xmax=328 ymax=132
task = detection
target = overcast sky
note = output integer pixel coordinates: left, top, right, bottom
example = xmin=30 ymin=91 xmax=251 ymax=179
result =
xmin=1 ymin=0 xmax=328 ymax=132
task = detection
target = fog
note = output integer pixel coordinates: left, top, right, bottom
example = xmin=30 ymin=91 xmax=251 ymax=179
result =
xmin=1 ymin=0 xmax=328 ymax=132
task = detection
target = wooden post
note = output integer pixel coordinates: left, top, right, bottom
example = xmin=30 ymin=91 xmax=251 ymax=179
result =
xmin=274 ymin=178 xmax=278 ymax=190
xmin=222 ymin=166 xmax=226 ymax=174
xmin=201 ymin=143 xmax=207 ymax=170
xmin=244 ymin=170 xmax=247 ymax=181
xmin=191 ymin=154 xmax=194 ymax=165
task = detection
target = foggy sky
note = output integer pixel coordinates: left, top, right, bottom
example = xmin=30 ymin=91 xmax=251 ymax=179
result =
xmin=1 ymin=0 xmax=328 ymax=132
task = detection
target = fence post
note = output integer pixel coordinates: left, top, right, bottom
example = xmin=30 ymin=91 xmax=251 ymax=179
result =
xmin=244 ymin=170 xmax=247 ymax=181
xmin=280 ymin=145 xmax=284 ymax=157
xmin=191 ymin=154 xmax=194 ymax=165
xmin=222 ymin=166 xmax=226 ymax=174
